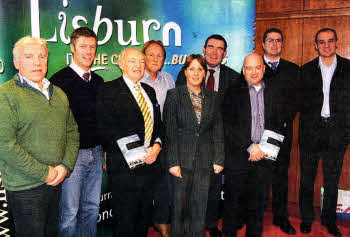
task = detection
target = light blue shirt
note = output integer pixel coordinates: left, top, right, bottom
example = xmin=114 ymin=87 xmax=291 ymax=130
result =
xmin=319 ymin=56 xmax=337 ymax=118
xmin=140 ymin=70 xmax=175 ymax=117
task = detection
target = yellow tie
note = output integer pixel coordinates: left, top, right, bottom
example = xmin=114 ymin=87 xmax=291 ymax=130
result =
xmin=134 ymin=84 xmax=153 ymax=145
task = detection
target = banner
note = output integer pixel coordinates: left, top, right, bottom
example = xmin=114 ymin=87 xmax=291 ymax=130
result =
xmin=0 ymin=0 xmax=256 ymax=236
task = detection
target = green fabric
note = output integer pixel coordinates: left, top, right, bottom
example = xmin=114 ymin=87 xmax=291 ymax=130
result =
xmin=0 ymin=75 xmax=80 ymax=191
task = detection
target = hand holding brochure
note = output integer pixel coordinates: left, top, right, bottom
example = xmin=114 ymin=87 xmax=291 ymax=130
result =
xmin=259 ymin=129 xmax=284 ymax=161
xmin=117 ymin=134 xmax=146 ymax=169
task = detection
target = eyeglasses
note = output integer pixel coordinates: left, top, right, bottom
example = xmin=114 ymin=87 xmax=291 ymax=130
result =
xmin=265 ymin=38 xmax=282 ymax=43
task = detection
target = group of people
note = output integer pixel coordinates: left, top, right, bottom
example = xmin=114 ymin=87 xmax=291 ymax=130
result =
xmin=0 ymin=25 xmax=349 ymax=237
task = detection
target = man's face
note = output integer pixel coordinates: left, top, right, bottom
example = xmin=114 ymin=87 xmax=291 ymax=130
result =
xmin=71 ymin=36 xmax=97 ymax=71
xmin=203 ymin=39 xmax=227 ymax=68
xmin=119 ymin=49 xmax=145 ymax=83
xmin=262 ymin=32 xmax=283 ymax=58
xmin=13 ymin=43 xmax=48 ymax=84
xmin=243 ymin=53 xmax=265 ymax=86
xmin=144 ymin=43 xmax=165 ymax=74
xmin=315 ymin=31 xmax=337 ymax=58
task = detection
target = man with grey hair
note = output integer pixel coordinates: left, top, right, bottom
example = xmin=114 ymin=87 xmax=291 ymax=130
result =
xmin=0 ymin=36 xmax=79 ymax=237
xmin=97 ymin=48 xmax=162 ymax=237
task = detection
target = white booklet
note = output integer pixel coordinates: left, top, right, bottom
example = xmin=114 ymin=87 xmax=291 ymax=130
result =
xmin=259 ymin=129 xmax=284 ymax=161
xmin=117 ymin=134 xmax=147 ymax=169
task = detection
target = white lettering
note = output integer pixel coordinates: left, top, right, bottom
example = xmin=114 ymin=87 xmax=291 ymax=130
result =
xmin=93 ymin=6 xmax=113 ymax=45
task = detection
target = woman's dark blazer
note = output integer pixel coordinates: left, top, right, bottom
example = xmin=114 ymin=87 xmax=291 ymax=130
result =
xmin=163 ymin=86 xmax=224 ymax=170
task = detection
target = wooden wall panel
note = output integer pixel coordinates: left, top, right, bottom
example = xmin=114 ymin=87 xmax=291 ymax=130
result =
xmin=305 ymin=0 xmax=350 ymax=10
xmin=255 ymin=19 xmax=303 ymax=65
xmin=302 ymin=16 xmax=350 ymax=64
xmin=257 ymin=0 xmax=303 ymax=13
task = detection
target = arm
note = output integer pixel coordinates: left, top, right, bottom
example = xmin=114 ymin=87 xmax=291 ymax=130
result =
xmin=0 ymin=91 xmax=49 ymax=182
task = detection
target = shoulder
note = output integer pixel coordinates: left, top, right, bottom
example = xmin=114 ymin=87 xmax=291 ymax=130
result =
xmin=280 ymin=58 xmax=299 ymax=71
xmin=50 ymin=66 xmax=75 ymax=80
xmin=301 ymin=57 xmax=318 ymax=71
xmin=91 ymin=71 xmax=104 ymax=82
xmin=220 ymin=64 xmax=240 ymax=78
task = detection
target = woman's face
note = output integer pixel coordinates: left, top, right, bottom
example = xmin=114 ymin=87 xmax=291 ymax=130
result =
xmin=185 ymin=59 xmax=206 ymax=89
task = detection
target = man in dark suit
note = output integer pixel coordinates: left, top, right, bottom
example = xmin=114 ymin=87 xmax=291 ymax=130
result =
xmin=299 ymin=28 xmax=350 ymax=237
xmin=96 ymin=48 xmax=163 ymax=237
xmin=222 ymin=53 xmax=290 ymax=237
xmin=261 ymin=28 xmax=300 ymax=235
xmin=176 ymin=34 xmax=240 ymax=237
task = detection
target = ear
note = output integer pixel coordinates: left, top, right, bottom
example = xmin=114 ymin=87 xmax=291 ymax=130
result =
xmin=262 ymin=64 xmax=266 ymax=74
xmin=223 ymin=50 xmax=227 ymax=58
xmin=70 ymin=44 xmax=75 ymax=54
xmin=203 ymin=46 xmax=206 ymax=55
xmin=13 ymin=58 xmax=19 ymax=70
xmin=314 ymin=42 xmax=319 ymax=52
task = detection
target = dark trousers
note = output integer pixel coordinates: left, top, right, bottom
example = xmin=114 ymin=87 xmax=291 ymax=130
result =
xmin=299 ymin=126 xmax=345 ymax=224
xmin=153 ymin=170 xmax=171 ymax=223
xmin=110 ymin=173 xmax=155 ymax=237
xmin=205 ymin=172 xmax=222 ymax=229
xmin=6 ymin=184 xmax=61 ymax=237
xmin=223 ymin=161 xmax=272 ymax=237
xmin=271 ymin=149 xmax=291 ymax=219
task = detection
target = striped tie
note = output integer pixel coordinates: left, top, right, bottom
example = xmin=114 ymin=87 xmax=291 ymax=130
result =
xmin=134 ymin=84 xmax=153 ymax=145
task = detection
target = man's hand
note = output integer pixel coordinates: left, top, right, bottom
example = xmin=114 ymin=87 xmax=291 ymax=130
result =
xmin=103 ymin=152 xmax=107 ymax=171
xmin=47 ymin=165 xmax=68 ymax=186
xmin=248 ymin=144 xmax=265 ymax=162
xmin=144 ymin=143 xmax=161 ymax=164
xmin=213 ymin=164 xmax=224 ymax=174
xmin=169 ymin=165 xmax=182 ymax=178
xmin=44 ymin=165 xmax=58 ymax=184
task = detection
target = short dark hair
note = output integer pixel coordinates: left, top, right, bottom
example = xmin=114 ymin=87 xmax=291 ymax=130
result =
xmin=70 ymin=27 xmax=97 ymax=46
xmin=183 ymin=54 xmax=208 ymax=76
xmin=263 ymin=28 xmax=283 ymax=42
xmin=142 ymin=40 xmax=166 ymax=60
xmin=204 ymin=34 xmax=227 ymax=51
xmin=315 ymin=28 xmax=338 ymax=44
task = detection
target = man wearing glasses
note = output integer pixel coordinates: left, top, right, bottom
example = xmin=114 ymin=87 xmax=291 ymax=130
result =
xmin=299 ymin=28 xmax=350 ymax=237
xmin=261 ymin=28 xmax=300 ymax=235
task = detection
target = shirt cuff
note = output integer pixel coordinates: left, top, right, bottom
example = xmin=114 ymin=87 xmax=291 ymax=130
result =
xmin=247 ymin=144 xmax=254 ymax=153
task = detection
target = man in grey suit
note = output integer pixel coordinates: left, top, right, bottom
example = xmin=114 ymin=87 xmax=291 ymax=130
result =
xmin=176 ymin=34 xmax=240 ymax=237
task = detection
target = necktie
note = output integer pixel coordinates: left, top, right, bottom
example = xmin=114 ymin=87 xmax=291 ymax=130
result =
xmin=206 ymin=69 xmax=215 ymax=90
xmin=82 ymin=72 xmax=90 ymax=82
xmin=134 ymin=84 xmax=153 ymax=145
xmin=268 ymin=61 xmax=278 ymax=70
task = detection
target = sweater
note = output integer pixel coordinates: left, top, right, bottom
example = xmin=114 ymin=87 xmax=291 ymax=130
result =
xmin=50 ymin=67 xmax=104 ymax=148
xmin=0 ymin=75 xmax=80 ymax=191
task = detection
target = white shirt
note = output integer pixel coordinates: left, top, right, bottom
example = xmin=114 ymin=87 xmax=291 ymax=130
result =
xmin=123 ymin=75 xmax=161 ymax=147
xmin=264 ymin=55 xmax=280 ymax=68
xmin=205 ymin=64 xmax=221 ymax=92
xmin=70 ymin=62 xmax=91 ymax=81
xmin=18 ymin=73 xmax=50 ymax=100
xmin=319 ymin=56 xmax=337 ymax=118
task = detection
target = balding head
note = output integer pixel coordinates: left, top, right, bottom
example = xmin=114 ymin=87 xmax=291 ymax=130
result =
xmin=242 ymin=53 xmax=265 ymax=86
xmin=118 ymin=48 xmax=145 ymax=83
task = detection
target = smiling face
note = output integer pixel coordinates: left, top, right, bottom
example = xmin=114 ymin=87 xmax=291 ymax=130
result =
xmin=262 ymin=32 xmax=283 ymax=59
xmin=71 ymin=36 xmax=97 ymax=71
xmin=144 ymin=43 xmax=165 ymax=75
xmin=203 ymin=38 xmax=227 ymax=68
xmin=185 ymin=59 xmax=206 ymax=90
xmin=243 ymin=53 xmax=265 ymax=86
xmin=119 ymin=48 xmax=145 ymax=83
xmin=315 ymin=30 xmax=337 ymax=59
xmin=13 ymin=43 xmax=48 ymax=84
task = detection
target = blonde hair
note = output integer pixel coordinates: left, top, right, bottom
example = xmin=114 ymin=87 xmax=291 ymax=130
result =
xmin=13 ymin=36 xmax=48 ymax=59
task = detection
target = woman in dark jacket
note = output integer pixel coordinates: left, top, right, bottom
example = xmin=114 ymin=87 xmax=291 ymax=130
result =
xmin=163 ymin=54 xmax=225 ymax=237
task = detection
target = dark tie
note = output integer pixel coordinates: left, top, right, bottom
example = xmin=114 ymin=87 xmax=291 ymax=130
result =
xmin=206 ymin=69 xmax=215 ymax=90
xmin=268 ymin=61 xmax=278 ymax=70
xmin=82 ymin=72 xmax=90 ymax=82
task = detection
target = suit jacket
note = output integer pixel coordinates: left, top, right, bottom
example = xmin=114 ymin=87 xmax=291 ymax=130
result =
xmin=175 ymin=64 xmax=240 ymax=102
xmin=222 ymin=79 xmax=289 ymax=172
xmin=96 ymin=76 xmax=162 ymax=175
xmin=263 ymin=58 xmax=300 ymax=150
xmin=163 ymin=86 xmax=224 ymax=170
xmin=299 ymin=55 xmax=350 ymax=152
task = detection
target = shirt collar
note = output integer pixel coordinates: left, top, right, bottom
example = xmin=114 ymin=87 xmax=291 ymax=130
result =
xmin=264 ymin=55 xmax=280 ymax=66
xmin=70 ymin=62 xmax=91 ymax=80
xmin=319 ymin=55 xmax=337 ymax=69
xmin=207 ymin=64 xmax=220 ymax=72
xmin=123 ymin=74 xmax=142 ymax=88
xmin=248 ymin=81 xmax=265 ymax=92
xmin=17 ymin=73 xmax=50 ymax=91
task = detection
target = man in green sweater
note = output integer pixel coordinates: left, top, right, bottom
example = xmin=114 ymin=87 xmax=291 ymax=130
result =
xmin=0 ymin=36 xmax=80 ymax=237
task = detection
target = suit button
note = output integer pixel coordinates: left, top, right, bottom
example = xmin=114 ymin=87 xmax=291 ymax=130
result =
xmin=195 ymin=133 xmax=199 ymax=137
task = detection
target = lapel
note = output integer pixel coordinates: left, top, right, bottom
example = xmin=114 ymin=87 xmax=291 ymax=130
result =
xmin=118 ymin=78 xmax=143 ymax=119
xmin=200 ymin=88 xmax=211 ymax=128
xmin=218 ymin=64 xmax=226 ymax=96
